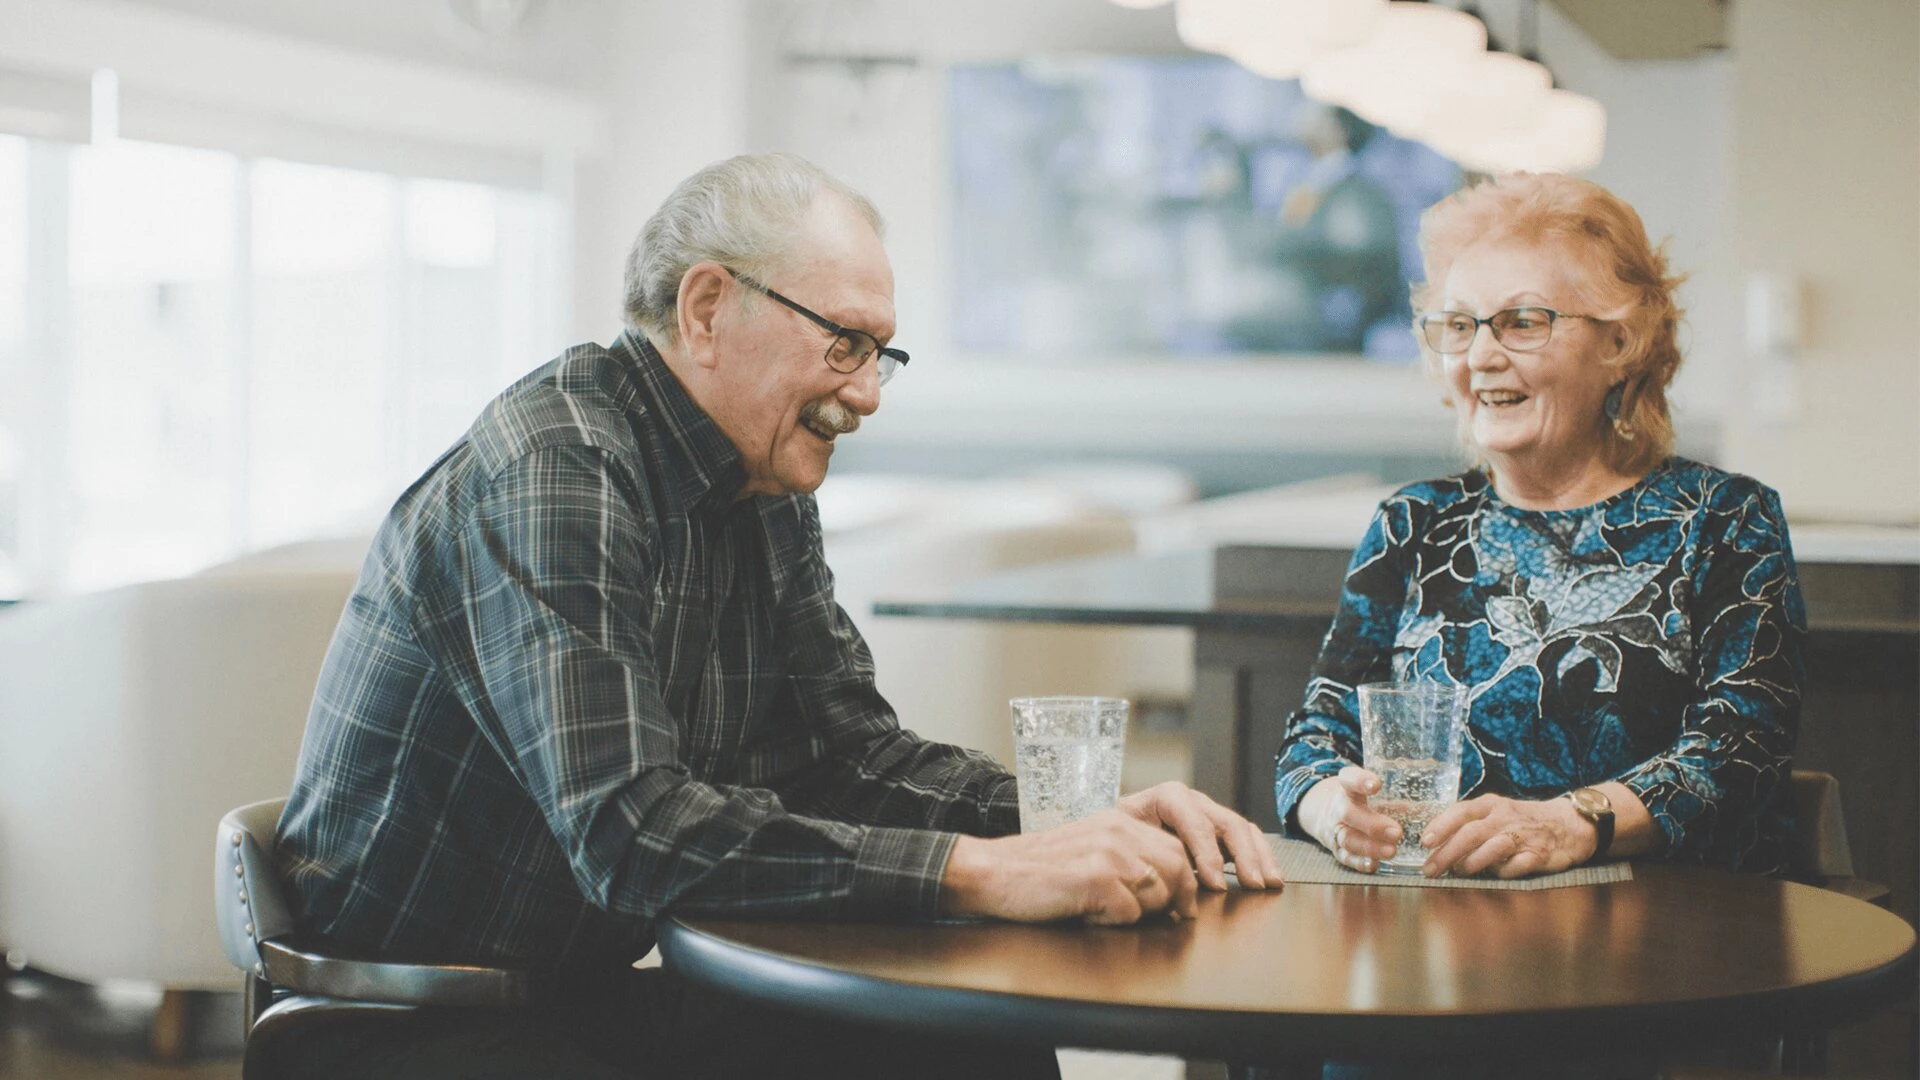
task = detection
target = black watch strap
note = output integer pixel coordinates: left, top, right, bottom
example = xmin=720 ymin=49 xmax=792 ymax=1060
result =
xmin=1589 ymin=806 xmax=1615 ymax=861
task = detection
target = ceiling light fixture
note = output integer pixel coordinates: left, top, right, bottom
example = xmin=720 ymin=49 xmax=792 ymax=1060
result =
xmin=1394 ymin=50 xmax=1553 ymax=153
xmin=1230 ymin=0 xmax=1387 ymax=81
xmin=1176 ymin=0 xmax=1386 ymax=79
xmin=1298 ymin=2 xmax=1486 ymax=133
xmin=1459 ymin=88 xmax=1608 ymax=173
xmin=1140 ymin=0 xmax=1607 ymax=174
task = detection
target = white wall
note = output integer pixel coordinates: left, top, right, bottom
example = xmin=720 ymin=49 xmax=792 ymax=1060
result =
xmin=570 ymin=1 xmax=752 ymax=341
xmin=95 ymin=0 xmax=621 ymax=93
xmin=1476 ymin=0 xmax=1737 ymax=430
xmin=1722 ymin=0 xmax=1919 ymax=523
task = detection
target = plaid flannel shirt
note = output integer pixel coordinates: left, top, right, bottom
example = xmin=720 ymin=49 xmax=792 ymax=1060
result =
xmin=276 ymin=332 xmax=1020 ymax=973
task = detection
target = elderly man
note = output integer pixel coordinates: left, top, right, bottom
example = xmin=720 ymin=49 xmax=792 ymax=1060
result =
xmin=275 ymin=153 xmax=1280 ymax=1079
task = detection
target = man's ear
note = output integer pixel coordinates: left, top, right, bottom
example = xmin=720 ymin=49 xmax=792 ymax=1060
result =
xmin=677 ymin=262 xmax=731 ymax=371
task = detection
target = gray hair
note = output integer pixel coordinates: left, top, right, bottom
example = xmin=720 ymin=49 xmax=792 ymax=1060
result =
xmin=622 ymin=153 xmax=885 ymax=344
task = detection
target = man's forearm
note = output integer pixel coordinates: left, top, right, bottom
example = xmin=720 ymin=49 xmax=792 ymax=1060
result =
xmin=778 ymin=729 xmax=1021 ymax=835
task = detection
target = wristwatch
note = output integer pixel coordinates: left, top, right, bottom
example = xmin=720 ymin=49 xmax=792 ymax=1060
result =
xmin=1563 ymin=787 xmax=1615 ymax=861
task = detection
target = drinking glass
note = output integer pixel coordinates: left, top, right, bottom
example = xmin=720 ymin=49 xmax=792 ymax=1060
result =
xmin=1357 ymin=682 xmax=1469 ymax=874
xmin=1010 ymin=696 xmax=1128 ymax=833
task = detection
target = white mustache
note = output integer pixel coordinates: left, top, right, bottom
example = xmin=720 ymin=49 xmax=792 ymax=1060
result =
xmin=801 ymin=400 xmax=859 ymax=436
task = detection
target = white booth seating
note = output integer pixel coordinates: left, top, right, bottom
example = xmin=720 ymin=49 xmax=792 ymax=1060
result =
xmin=0 ymin=563 xmax=359 ymax=991
xmin=820 ymin=472 xmax=1195 ymax=771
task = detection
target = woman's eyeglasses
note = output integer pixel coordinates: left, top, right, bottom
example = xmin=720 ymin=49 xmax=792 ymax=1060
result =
xmin=1418 ymin=307 xmax=1603 ymax=355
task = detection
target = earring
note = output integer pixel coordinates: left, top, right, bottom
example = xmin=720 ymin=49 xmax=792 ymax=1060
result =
xmin=1604 ymin=382 xmax=1635 ymax=440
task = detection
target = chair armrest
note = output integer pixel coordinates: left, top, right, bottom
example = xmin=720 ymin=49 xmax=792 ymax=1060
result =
xmin=1820 ymin=876 xmax=1893 ymax=909
xmin=258 ymin=937 xmax=541 ymax=1009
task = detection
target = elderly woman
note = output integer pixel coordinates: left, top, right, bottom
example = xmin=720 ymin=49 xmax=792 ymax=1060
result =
xmin=1275 ymin=172 xmax=1806 ymax=879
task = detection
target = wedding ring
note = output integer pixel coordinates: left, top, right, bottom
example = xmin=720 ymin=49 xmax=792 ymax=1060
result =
xmin=1130 ymin=866 xmax=1161 ymax=891
xmin=1333 ymin=822 xmax=1350 ymax=853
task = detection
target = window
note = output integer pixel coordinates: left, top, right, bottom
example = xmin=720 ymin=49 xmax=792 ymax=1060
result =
xmin=246 ymin=164 xmax=561 ymax=549
xmin=67 ymin=139 xmax=239 ymax=589
xmin=0 ymin=135 xmax=23 ymax=597
xmin=249 ymin=159 xmax=397 ymax=549
xmin=0 ymin=137 xmax=566 ymax=597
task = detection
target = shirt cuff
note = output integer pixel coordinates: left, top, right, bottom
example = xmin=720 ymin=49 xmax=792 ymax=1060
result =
xmin=979 ymin=773 xmax=1022 ymax=836
xmin=1614 ymin=765 xmax=1682 ymax=858
xmin=1275 ymin=760 xmax=1347 ymax=838
xmin=845 ymin=826 xmax=957 ymax=919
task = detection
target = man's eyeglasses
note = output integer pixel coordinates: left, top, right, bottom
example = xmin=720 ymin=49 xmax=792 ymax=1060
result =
xmin=1417 ymin=306 xmax=1604 ymax=355
xmin=728 ymin=270 xmax=909 ymax=386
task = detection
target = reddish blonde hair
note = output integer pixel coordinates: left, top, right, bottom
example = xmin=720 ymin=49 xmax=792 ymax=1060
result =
xmin=1411 ymin=172 xmax=1686 ymax=477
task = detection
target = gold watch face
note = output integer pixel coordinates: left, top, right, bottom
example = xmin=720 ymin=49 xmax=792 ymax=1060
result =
xmin=1570 ymin=786 xmax=1612 ymax=817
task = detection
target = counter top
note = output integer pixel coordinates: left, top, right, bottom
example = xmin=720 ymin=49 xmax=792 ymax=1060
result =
xmin=874 ymin=543 xmax=1919 ymax=636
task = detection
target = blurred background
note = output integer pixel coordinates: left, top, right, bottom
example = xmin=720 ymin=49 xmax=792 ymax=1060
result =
xmin=0 ymin=0 xmax=1912 ymax=602
xmin=0 ymin=1 xmax=1913 ymax=1077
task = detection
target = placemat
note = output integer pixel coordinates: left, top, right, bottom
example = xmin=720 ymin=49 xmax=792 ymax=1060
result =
xmin=1259 ymin=835 xmax=1632 ymax=890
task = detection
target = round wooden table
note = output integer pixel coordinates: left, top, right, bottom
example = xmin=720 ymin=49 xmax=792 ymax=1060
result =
xmin=658 ymin=865 xmax=1916 ymax=1064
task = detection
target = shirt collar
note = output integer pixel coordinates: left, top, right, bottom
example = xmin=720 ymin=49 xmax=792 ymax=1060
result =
xmin=612 ymin=330 xmax=748 ymax=515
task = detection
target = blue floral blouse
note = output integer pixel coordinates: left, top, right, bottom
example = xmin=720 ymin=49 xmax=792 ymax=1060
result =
xmin=1274 ymin=458 xmax=1807 ymax=873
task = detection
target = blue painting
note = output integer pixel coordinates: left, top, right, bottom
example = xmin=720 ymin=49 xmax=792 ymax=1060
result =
xmin=951 ymin=56 xmax=1461 ymax=361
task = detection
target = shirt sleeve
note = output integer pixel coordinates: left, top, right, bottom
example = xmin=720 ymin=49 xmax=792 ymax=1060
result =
xmin=754 ymin=494 xmax=1022 ymax=837
xmin=1273 ymin=501 xmax=1409 ymax=833
xmin=1614 ymin=483 xmax=1806 ymax=865
xmin=447 ymin=446 xmax=962 ymax=923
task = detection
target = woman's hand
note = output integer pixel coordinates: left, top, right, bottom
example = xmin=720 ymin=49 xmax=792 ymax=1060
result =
xmin=1419 ymin=794 xmax=1596 ymax=878
xmin=1297 ymin=765 xmax=1404 ymax=874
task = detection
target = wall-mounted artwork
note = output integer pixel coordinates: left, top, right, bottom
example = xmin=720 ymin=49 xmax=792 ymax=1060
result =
xmin=952 ymin=56 xmax=1460 ymax=361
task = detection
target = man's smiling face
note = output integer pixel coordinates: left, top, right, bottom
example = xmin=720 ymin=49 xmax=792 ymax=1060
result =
xmin=703 ymin=194 xmax=894 ymax=498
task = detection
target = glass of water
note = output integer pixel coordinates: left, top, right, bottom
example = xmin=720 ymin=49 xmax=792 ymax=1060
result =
xmin=1010 ymin=696 xmax=1129 ymax=833
xmin=1357 ymin=681 xmax=1469 ymax=874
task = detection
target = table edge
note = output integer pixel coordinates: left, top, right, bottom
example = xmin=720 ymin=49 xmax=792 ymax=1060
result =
xmin=657 ymin=893 xmax=1917 ymax=1062
xmin=870 ymin=599 xmax=1333 ymax=633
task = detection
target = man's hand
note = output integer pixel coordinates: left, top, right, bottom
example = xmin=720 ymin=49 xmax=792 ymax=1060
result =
xmin=1113 ymin=781 xmax=1281 ymax=892
xmin=939 ymin=783 xmax=1282 ymax=925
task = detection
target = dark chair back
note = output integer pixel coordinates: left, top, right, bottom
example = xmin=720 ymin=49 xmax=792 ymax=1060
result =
xmin=216 ymin=799 xmax=536 ymax=1078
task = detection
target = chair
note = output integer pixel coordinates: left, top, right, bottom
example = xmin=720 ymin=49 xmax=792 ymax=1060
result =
xmin=1768 ymin=770 xmax=1894 ymax=1075
xmin=1787 ymin=768 xmax=1890 ymax=908
xmin=215 ymin=798 xmax=536 ymax=1078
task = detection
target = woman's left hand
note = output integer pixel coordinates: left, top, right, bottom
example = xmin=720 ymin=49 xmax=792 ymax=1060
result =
xmin=1418 ymin=794 xmax=1596 ymax=878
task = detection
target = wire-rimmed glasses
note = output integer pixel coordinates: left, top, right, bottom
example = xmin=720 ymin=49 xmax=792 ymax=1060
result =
xmin=729 ymin=270 xmax=908 ymax=385
xmin=1418 ymin=306 xmax=1603 ymax=355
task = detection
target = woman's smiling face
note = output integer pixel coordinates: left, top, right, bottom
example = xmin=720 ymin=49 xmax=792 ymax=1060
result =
xmin=1438 ymin=238 xmax=1619 ymax=477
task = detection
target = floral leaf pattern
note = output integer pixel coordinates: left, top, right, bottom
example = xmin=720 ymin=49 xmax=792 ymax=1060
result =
xmin=1274 ymin=458 xmax=1807 ymax=873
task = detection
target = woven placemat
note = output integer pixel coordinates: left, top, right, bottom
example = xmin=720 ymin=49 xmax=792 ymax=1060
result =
xmin=1257 ymin=835 xmax=1632 ymax=891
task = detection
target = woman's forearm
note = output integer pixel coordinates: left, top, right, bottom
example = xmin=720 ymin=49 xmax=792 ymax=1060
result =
xmin=1589 ymin=780 xmax=1659 ymax=859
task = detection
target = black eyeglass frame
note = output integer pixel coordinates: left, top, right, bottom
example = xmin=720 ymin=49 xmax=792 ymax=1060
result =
xmin=728 ymin=270 xmax=909 ymax=384
xmin=1417 ymin=306 xmax=1604 ymax=355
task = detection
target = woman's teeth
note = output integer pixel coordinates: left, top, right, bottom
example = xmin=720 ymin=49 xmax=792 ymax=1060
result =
xmin=1476 ymin=390 xmax=1529 ymax=407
